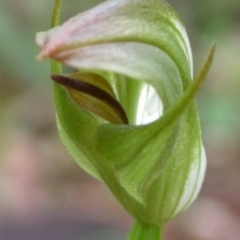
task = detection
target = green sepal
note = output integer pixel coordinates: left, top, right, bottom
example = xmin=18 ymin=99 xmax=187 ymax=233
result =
xmin=91 ymin=44 xmax=215 ymax=223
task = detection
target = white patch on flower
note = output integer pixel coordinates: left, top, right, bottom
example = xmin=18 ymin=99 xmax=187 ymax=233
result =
xmin=172 ymin=145 xmax=206 ymax=217
xmin=190 ymin=146 xmax=207 ymax=203
xmin=136 ymin=84 xmax=163 ymax=125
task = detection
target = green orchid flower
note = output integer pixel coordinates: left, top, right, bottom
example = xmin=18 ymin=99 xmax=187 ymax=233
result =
xmin=36 ymin=0 xmax=215 ymax=238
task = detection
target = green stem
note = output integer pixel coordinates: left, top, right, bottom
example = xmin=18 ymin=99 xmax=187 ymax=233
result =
xmin=51 ymin=0 xmax=62 ymax=75
xmin=128 ymin=221 xmax=163 ymax=240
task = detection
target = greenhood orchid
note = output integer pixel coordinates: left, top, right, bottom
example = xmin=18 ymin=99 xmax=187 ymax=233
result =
xmin=36 ymin=0 xmax=215 ymax=238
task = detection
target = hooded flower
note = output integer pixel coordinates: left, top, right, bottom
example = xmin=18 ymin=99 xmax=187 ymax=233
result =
xmin=36 ymin=0 xmax=214 ymax=226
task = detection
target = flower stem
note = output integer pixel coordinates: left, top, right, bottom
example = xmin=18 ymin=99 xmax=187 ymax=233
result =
xmin=128 ymin=221 xmax=163 ymax=240
xmin=51 ymin=0 xmax=62 ymax=75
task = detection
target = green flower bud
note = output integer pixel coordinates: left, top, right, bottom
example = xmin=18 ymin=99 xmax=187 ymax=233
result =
xmin=36 ymin=0 xmax=215 ymax=226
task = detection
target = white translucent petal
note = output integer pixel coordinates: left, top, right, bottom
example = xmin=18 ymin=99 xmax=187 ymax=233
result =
xmin=136 ymin=84 xmax=163 ymax=125
xmin=36 ymin=26 xmax=61 ymax=50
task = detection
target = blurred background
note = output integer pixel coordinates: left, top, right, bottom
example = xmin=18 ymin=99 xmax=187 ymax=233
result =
xmin=0 ymin=0 xmax=240 ymax=239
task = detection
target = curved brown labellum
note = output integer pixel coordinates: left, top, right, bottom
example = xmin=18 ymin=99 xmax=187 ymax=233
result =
xmin=51 ymin=73 xmax=129 ymax=124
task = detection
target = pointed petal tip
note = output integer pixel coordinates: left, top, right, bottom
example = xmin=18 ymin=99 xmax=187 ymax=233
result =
xmin=209 ymin=42 xmax=216 ymax=58
xmin=36 ymin=54 xmax=45 ymax=61
xmin=36 ymin=51 xmax=50 ymax=61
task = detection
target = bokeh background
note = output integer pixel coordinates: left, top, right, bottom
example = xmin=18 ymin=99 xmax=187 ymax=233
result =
xmin=0 ymin=0 xmax=240 ymax=239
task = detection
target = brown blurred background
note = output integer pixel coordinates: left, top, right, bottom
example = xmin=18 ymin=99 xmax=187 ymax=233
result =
xmin=0 ymin=0 xmax=240 ymax=239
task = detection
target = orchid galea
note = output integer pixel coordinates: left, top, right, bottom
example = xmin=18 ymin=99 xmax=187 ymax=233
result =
xmin=36 ymin=0 xmax=215 ymax=239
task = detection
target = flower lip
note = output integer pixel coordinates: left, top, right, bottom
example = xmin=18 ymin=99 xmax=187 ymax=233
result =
xmin=51 ymin=74 xmax=129 ymax=125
